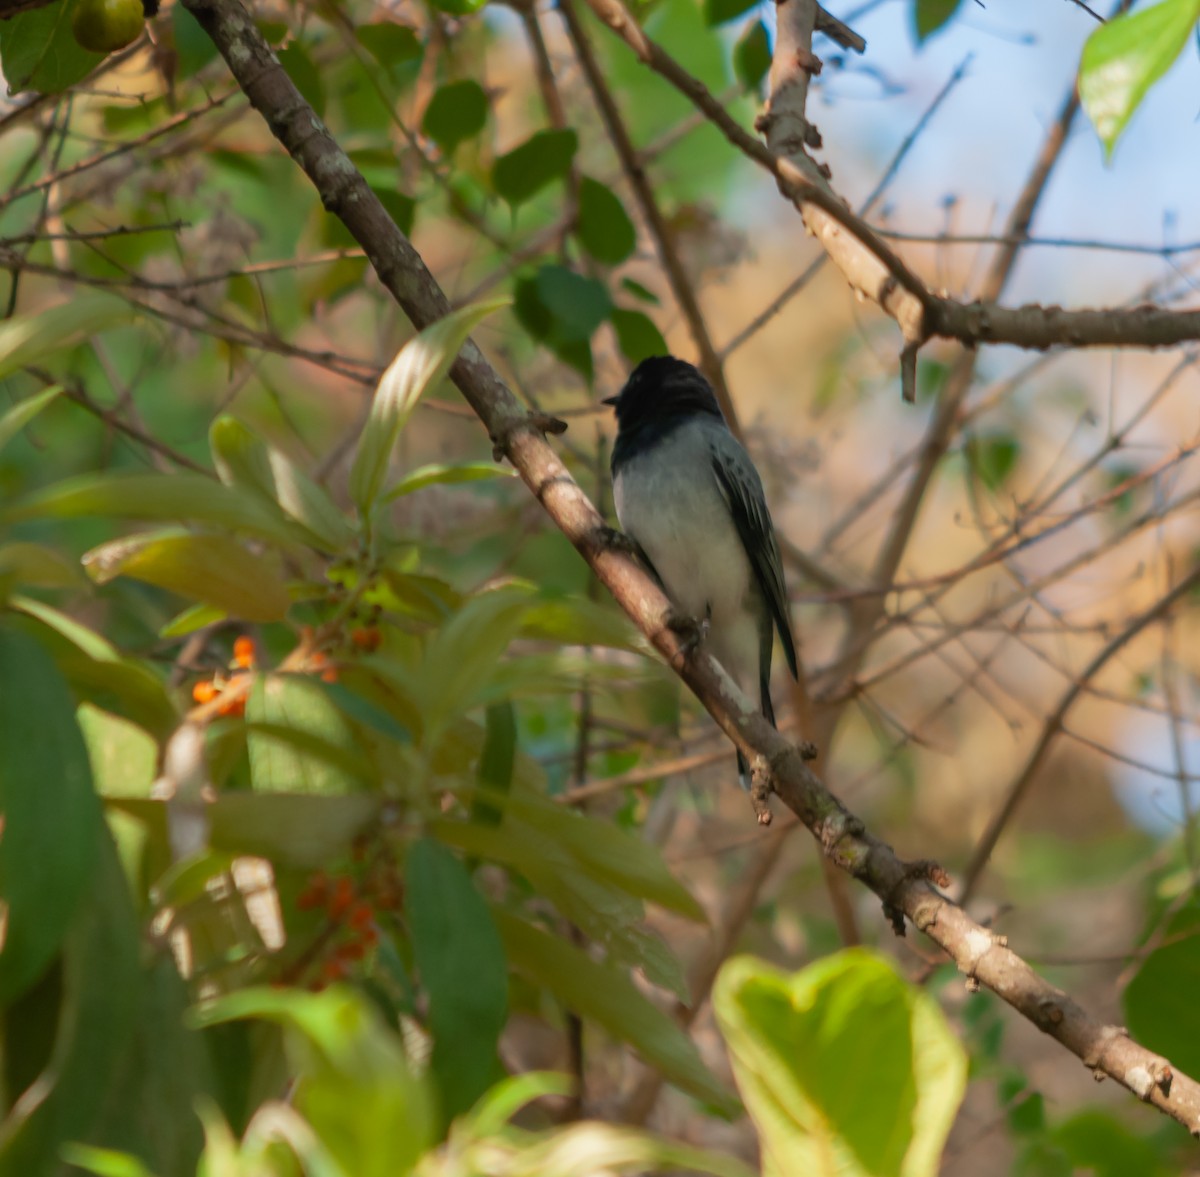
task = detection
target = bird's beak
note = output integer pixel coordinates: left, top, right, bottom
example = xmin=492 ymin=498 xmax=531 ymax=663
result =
xmin=601 ymin=395 xmax=620 ymax=407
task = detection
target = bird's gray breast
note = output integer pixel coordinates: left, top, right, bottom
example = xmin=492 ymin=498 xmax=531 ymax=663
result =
xmin=612 ymin=426 xmax=763 ymax=690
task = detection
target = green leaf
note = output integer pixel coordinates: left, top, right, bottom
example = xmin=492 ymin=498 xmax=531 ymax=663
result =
xmin=0 ymin=829 xmax=140 ymax=1173
xmin=356 ymin=22 xmax=423 ymax=76
xmin=472 ymin=701 xmax=516 ymax=827
xmin=83 ymin=529 xmax=292 ymax=623
xmin=210 ymin=416 xmax=354 ymax=552
xmin=4 ymin=472 xmax=308 ymax=550
xmin=913 ymin=0 xmax=964 ymax=43
xmin=78 ymin=703 xmax=157 ymax=798
xmin=1050 ymin=1109 xmax=1175 ymax=1177
xmin=0 ymin=0 xmax=104 ymax=93
xmin=734 ymin=19 xmax=771 ymax=91
xmin=714 ymin=950 xmax=967 ymax=1177
xmin=495 ymin=909 xmax=738 ymax=1114
xmin=965 ymin=433 xmax=1020 ymax=492
xmin=191 ymin=986 xmax=436 ymax=1177
xmin=1123 ymin=907 xmax=1200 ymax=1079
xmin=1080 ymin=0 xmax=1200 ymax=156
xmin=204 ymin=793 xmax=380 ymax=867
xmin=428 ymin=0 xmax=489 ymax=16
xmin=535 ymin=265 xmax=613 ymax=341
xmin=0 ymin=385 xmax=62 ymax=455
xmin=10 ymin=596 xmax=179 ymax=739
xmin=419 ymin=587 xmax=532 ymax=735
xmin=492 ymin=130 xmax=578 ymax=207
xmin=0 ymin=627 xmax=103 ymax=1005
xmin=0 ymin=295 xmax=131 ymax=380
xmin=621 ymin=277 xmax=660 ymax=305
xmin=247 ymin=675 xmax=370 ymax=793
xmin=422 ymin=79 xmax=489 ymax=152
xmin=704 ymin=0 xmax=756 ymax=26
xmin=278 ymin=42 xmax=326 ymax=117
xmin=611 ymin=308 xmax=668 ymax=365
xmin=577 ymin=177 xmax=637 ymax=265
xmin=374 ymin=186 xmax=416 ymax=237
xmin=0 ymin=540 xmax=82 ymax=597
xmin=58 ymin=1144 xmax=157 ymax=1177
xmin=349 ymin=299 xmax=508 ymax=518
xmin=382 ymin=460 xmax=515 ymax=501
xmin=171 ymin=4 xmax=219 ymax=78
xmin=158 ymin=602 xmax=228 ymax=639
xmin=407 ymin=839 xmax=508 ymax=1122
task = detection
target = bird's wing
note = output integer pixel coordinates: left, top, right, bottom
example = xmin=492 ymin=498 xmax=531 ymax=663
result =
xmin=709 ymin=435 xmax=798 ymax=679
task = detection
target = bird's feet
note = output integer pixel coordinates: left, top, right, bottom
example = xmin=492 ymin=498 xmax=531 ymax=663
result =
xmin=597 ymin=525 xmax=641 ymax=559
xmin=666 ymin=607 xmax=710 ymax=659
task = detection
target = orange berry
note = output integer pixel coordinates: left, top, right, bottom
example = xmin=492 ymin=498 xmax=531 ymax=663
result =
xmin=320 ymin=667 xmax=338 ymax=683
xmin=350 ymin=626 xmax=382 ymax=652
xmin=233 ymin=635 xmax=255 ymax=668
xmin=340 ymin=939 xmax=367 ymax=961
xmin=192 ymin=680 xmax=218 ymax=704
xmin=216 ymin=694 xmax=246 ymax=718
xmin=348 ymin=900 xmax=374 ymax=930
xmin=327 ymin=876 xmax=355 ymax=919
xmin=321 ymin=957 xmax=347 ymax=983
xmin=310 ymin=651 xmax=329 ymax=668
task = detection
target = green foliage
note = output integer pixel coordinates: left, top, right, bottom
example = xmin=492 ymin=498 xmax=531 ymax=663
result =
xmin=0 ymin=0 xmax=103 ymax=93
xmin=912 ymin=0 xmax=964 ymax=43
xmin=406 ymin=838 xmax=509 ymax=1122
xmin=733 ymin=19 xmax=771 ymax=91
xmin=493 ymin=130 xmax=579 ymax=207
xmin=1080 ymin=0 xmax=1200 ymax=156
xmin=422 ymin=80 xmax=489 ymax=153
xmin=714 ymin=950 xmax=968 ymax=1177
xmin=577 ymin=177 xmax=638 ymax=265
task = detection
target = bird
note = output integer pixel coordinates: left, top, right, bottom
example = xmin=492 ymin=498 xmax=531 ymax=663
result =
xmin=604 ymin=355 xmax=798 ymax=789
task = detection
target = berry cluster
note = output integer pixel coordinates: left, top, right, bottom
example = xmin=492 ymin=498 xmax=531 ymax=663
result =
xmin=295 ymin=864 xmax=396 ymax=987
xmin=191 ymin=635 xmax=257 ymax=716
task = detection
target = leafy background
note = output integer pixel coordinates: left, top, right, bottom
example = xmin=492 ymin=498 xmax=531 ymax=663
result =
xmin=2 ymin=0 xmax=1200 ymax=1174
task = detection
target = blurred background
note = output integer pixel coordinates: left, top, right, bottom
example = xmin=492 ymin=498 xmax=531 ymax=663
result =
xmin=2 ymin=0 xmax=1199 ymax=1171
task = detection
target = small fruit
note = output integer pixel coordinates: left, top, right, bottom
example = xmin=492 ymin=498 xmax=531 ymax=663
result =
xmin=71 ymin=0 xmax=145 ymax=54
xmin=232 ymin=635 xmax=256 ymax=668
xmin=350 ymin=626 xmax=382 ymax=653
xmin=192 ymin=680 xmax=217 ymax=705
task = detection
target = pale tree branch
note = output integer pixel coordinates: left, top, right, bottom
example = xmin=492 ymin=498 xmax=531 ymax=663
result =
xmin=183 ymin=0 xmax=1200 ymax=1137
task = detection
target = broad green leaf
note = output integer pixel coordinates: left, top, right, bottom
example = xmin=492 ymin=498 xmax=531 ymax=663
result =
xmin=0 ymin=627 xmax=102 ymax=1005
xmin=1050 ymin=1109 xmax=1176 ymax=1177
xmin=622 ymin=277 xmax=660 ymax=305
xmin=495 ymin=909 xmax=738 ymax=1114
xmin=472 ymin=701 xmax=516 ymax=827
xmin=0 ymin=540 xmax=82 ymax=597
xmin=492 ymin=130 xmax=578 ymax=207
xmin=78 ymin=703 xmax=157 ymax=797
xmin=734 ymin=19 xmax=771 ymax=91
xmin=8 ymin=597 xmax=178 ymax=738
xmin=189 ymin=986 xmax=435 ymax=1177
xmin=247 ymin=676 xmax=369 ymax=794
xmin=171 ymin=3 xmax=219 ymax=78
xmin=278 ymin=42 xmax=326 ymax=117
xmin=382 ymin=460 xmax=515 ymax=501
xmin=512 ymin=274 xmax=595 ymax=381
xmin=83 ymin=530 xmax=292 ymax=623
xmin=0 ymin=1 xmax=103 ymax=94
xmin=209 ymin=416 xmax=353 ymax=553
xmin=0 ymin=296 xmax=130 ymax=379
xmin=577 ymin=177 xmax=637 ymax=265
xmin=349 ymin=299 xmax=507 ymax=517
xmin=356 ymin=22 xmax=423 ymax=76
xmin=518 ymin=594 xmax=642 ymax=651
xmin=422 ymin=79 xmax=489 ymax=152
xmin=428 ymin=0 xmax=488 ymax=16
xmin=703 ymin=0 xmax=756 ymax=26
xmin=4 ymin=472 xmax=308 ymax=550
xmin=611 ymin=308 xmax=668 ymax=365
xmin=419 ymin=587 xmax=532 ymax=734
xmin=407 ymin=839 xmax=508 ymax=1122
xmin=207 ymin=793 xmax=381 ymax=867
xmin=1123 ymin=906 xmax=1200 ymax=1078
xmin=0 ymin=830 xmax=140 ymax=1172
xmin=0 ymin=385 xmax=62 ymax=454
xmin=714 ymin=950 xmax=967 ymax=1177
xmin=314 ymin=675 xmax=413 ymax=745
xmin=913 ymin=0 xmax=964 ymax=43
xmin=1080 ymin=0 xmax=1200 ymax=155
xmin=535 ymin=266 xmax=612 ymax=341
xmin=159 ymin=602 xmax=228 ymax=638
xmin=58 ymin=1144 xmax=157 ymax=1177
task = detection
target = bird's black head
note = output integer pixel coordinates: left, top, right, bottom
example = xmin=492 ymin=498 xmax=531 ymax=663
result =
xmin=604 ymin=356 xmax=725 ymax=450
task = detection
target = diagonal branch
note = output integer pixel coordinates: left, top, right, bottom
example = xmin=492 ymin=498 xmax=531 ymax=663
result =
xmin=183 ymin=0 xmax=1200 ymax=1138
